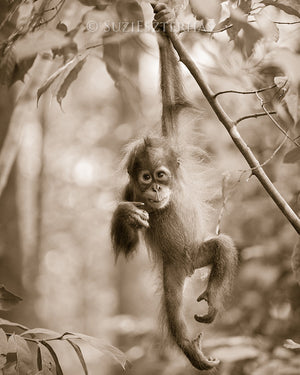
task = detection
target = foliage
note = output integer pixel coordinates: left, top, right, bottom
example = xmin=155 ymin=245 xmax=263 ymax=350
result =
xmin=0 ymin=0 xmax=299 ymax=199
xmin=0 ymin=0 xmax=300 ymax=374
xmin=0 ymin=286 xmax=127 ymax=374
xmin=0 ymin=286 xmax=22 ymax=312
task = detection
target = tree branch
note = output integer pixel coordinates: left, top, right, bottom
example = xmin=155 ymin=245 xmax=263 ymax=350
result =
xmin=214 ymin=84 xmax=278 ymax=98
xmin=165 ymin=27 xmax=300 ymax=234
xmin=179 ymin=23 xmax=233 ymax=34
xmin=255 ymin=92 xmax=300 ymax=148
xmin=236 ymin=111 xmax=276 ymax=124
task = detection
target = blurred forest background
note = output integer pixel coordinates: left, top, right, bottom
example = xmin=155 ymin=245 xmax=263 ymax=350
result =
xmin=0 ymin=0 xmax=299 ymax=374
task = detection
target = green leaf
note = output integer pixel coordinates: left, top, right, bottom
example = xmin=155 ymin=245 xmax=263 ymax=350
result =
xmin=0 ymin=285 xmax=22 ymax=311
xmin=14 ymin=335 xmax=33 ymax=374
xmin=284 ymin=147 xmax=300 ymax=163
xmin=64 ymin=332 xmax=127 ymax=369
xmin=37 ymin=343 xmax=56 ymax=375
xmin=0 ymin=319 xmax=28 ymax=331
xmin=40 ymin=342 xmax=63 ymax=375
xmin=66 ymin=339 xmax=88 ymax=375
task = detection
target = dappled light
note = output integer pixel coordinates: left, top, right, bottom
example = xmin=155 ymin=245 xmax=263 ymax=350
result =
xmin=0 ymin=0 xmax=299 ymax=374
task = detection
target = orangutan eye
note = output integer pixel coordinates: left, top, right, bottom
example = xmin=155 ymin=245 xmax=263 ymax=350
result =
xmin=155 ymin=167 xmax=170 ymax=182
xmin=138 ymin=170 xmax=152 ymax=184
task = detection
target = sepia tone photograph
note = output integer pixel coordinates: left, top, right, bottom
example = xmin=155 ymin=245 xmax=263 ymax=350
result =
xmin=0 ymin=0 xmax=299 ymax=374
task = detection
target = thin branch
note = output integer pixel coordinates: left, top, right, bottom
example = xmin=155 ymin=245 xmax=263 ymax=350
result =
xmin=214 ymin=84 xmax=278 ymax=98
xmin=217 ymin=132 xmax=288 ymax=233
xmin=179 ymin=24 xmax=233 ymax=34
xmin=164 ymin=26 xmax=300 ymax=234
xmin=255 ymin=92 xmax=300 ymax=148
xmin=85 ymin=42 xmax=104 ymax=50
xmin=216 ymin=173 xmax=235 ymax=235
xmin=35 ymin=0 xmax=66 ymax=28
xmin=250 ymin=135 xmax=288 ymax=171
xmin=216 ymin=169 xmax=252 ymax=234
xmin=273 ymin=20 xmax=300 ymax=25
xmin=236 ymin=111 xmax=276 ymax=124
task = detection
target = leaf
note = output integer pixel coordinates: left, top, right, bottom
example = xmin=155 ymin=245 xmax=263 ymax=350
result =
xmin=21 ymin=328 xmax=61 ymax=340
xmin=37 ymin=58 xmax=78 ymax=104
xmin=0 ymin=285 xmax=22 ymax=311
xmin=0 ymin=329 xmax=7 ymax=370
xmin=255 ymin=13 xmax=279 ymax=42
xmin=40 ymin=342 xmax=63 ymax=375
xmin=230 ymin=8 xmax=263 ymax=57
xmin=270 ymin=49 xmax=300 ymax=85
xmin=260 ymin=0 xmax=300 ymax=18
xmin=2 ymin=360 xmax=17 ymax=375
xmin=37 ymin=346 xmax=42 ymax=371
xmin=284 ymin=147 xmax=300 ymax=163
xmin=3 ymin=335 xmax=18 ymax=373
xmin=56 ymin=22 xmax=68 ymax=33
xmin=6 ymin=335 xmax=17 ymax=354
xmin=64 ymin=332 xmax=127 ymax=369
xmin=283 ymin=86 xmax=299 ymax=125
xmin=0 ymin=329 xmax=8 ymax=355
xmin=66 ymin=339 xmax=88 ymax=375
xmin=213 ymin=17 xmax=231 ymax=32
xmin=11 ymin=56 xmax=36 ymax=85
xmin=291 ymin=240 xmax=300 ymax=285
xmin=37 ymin=53 xmax=88 ymax=105
xmin=284 ymin=339 xmax=300 ymax=350
xmin=0 ymin=355 xmax=6 ymax=370
xmin=0 ymin=319 xmax=28 ymax=331
xmin=56 ymin=57 xmax=87 ymax=106
xmin=189 ymin=0 xmax=221 ymax=20
xmin=37 ymin=343 xmax=56 ymax=375
xmin=14 ymin=335 xmax=33 ymax=374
